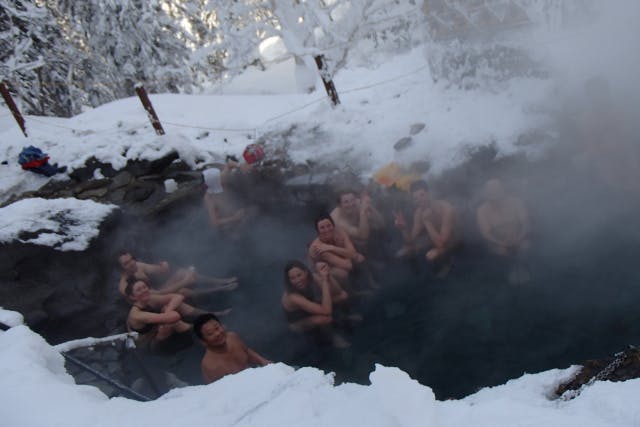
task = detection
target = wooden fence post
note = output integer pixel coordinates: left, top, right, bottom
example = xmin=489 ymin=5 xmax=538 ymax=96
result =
xmin=314 ymin=55 xmax=340 ymax=106
xmin=0 ymin=81 xmax=28 ymax=137
xmin=135 ymin=85 xmax=165 ymax=135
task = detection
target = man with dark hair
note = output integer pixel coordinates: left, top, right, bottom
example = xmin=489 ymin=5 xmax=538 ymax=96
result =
xmin=330 ymin=189 xmax=385 ymax=255
xmin=193 ymin=314 xmax=271 ymax=384
xmin=394 ymin=180 xmax=459 ymax=276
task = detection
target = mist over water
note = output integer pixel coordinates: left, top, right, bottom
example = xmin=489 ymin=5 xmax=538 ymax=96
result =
xmin=52 ymin=1 xmax=640 ymax=399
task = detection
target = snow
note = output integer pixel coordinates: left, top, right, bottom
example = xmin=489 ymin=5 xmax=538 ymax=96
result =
xmin=1 ymin=314 xmax=638 ymax=427
xmin=1 ymin=3 xmax=640 ymax=425
xmin=0 ymin=46 xmax=553 ymax=204
xmin=0 ymin=197 xmax=117 ymax=251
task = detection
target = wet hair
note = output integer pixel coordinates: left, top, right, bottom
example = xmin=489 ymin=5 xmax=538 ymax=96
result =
xmin=314 ymin=212 xmax=335 ymax=232
xmin=117 ymin=250 xmax=135 ymax=267
xmin=124 ymin=277 xmax=147 ymax=297
xmin=193 ymin=313 xmax=220 ymax=340
xmin=410 ymin=180 xmax=429 ymax=194
xmin=283 ymin=260 xmax=312 ymax=293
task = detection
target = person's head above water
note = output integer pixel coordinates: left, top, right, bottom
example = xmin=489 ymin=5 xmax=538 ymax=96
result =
xmin=124 ymin=278 xmax=151 ymax=303
xmin=410 ymin=180 xmax=430 ymax=207
xmin=283 ymin=260 xmax=312 ymax=293
xmin=203 ymin=168 xmax=224 ymax=195
xmin=314 ymin=213 xmax=336 ymax=242
xmin=193 ymin=313 xmax=225 ymax=345
xmin=118 ymin=252 xmax=137 ymax=274
xmin=337 ymin=189 xmax=359 ymax=214
xmin=483 ymin=178 xmax=507 ymax=202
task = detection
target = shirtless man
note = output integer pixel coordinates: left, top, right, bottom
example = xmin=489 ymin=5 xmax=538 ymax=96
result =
xmin=395 ymin=180 xmax=458 ymax=275
xmin=203 ymin=167 xmax=250 ymax=230
xmin=308 ymin=213 xmax=365 ymax=285
xmin=476 ymin=179 xmax=530 ymax=256
xmin=193 ymin=313 xmax=271 ymax=384
xmin=330 ymin=189 xmax=385 ymax=254
xmin=117 ymin=251 xmax=237 ymax=298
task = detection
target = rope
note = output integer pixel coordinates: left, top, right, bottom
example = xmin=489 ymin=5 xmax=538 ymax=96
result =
xmin=27 ymin=116 xmax=82 ymax=132
xmin=341 ymin=64 xmax=430 ymax=95
xmin=163 ymin=120 xmax=255 ymax=133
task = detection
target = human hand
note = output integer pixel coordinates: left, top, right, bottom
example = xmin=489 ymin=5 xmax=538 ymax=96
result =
xmin=186 ymin=268 xmax=198 ymax=282
xmin=354 ymin=253 xmax=365 ymax=264
xmin=315 ymin=262 xmax=330 ymax=279
xmin=159 ymin=261 xmax=170 ymax=270
xmin=393 ymin=210 xmax=406 ymax=228
xmin=311 ymin=243 xmax=330 ymax=257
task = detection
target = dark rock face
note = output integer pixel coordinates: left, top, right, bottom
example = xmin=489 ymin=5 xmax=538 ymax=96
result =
xmin=0 ymin=149 xmax=320 ymax=342
xmin=555 ymin=347 xmax=640 ymax=399
xmin=1 ymin=152 xmax=205 ymax=217
xmin=0 ymin=210 xmax=124 ymax=341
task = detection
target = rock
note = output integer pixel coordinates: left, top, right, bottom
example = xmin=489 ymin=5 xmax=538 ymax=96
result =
xmin=73 ymin=178 xmax=108 ymax=193
xmin=144 ymin=181 xmax=202 ymax=216
xmin=410 ymin=123 xmax=426 ymax=135
xmin=555 ymin=347 xmax=640 ymax=399
xmin=394 ymin=136 xmax=413 ymax=151
xmin=70 ymin=157 xmax=117 ymax=182
xmin=109 ymin=171 xmax=133 ymax=190
xmin=124 ymin=185 xmax=156 ymax=203
xmin=126 ymin=152 xmax=179 ymax=178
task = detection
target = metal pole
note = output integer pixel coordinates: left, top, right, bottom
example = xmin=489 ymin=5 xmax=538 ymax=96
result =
xmin=135 ymin=85 xmax=165 ymax=135
xmin=63 ymin=352 xmax=152 ymax=402
xmin=314 ymin=55 xmax=341 ymax=106
xmin=0 ymin=81 xmax=28 ymax=137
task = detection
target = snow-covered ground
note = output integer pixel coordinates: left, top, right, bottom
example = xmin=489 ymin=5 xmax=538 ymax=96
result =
xmin=1 ymin=308 xmax=639 ymax=427
xmin=1 ymin=3 xmax=640 ymax=425
xmin=0 ymin=44 xmax=554 ymax=205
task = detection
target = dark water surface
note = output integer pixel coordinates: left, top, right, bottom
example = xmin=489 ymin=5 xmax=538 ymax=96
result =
xmin=55 ymin=155 xmax=640 ymax=400
xmin=89 ymin=195 xmax=639 ymax=399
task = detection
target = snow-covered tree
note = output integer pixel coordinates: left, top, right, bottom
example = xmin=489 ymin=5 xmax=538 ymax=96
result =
xmin=52 ymin=0 xmax=192 ymax=107
xmin=0 ymin=0 xmax=75 ymax=116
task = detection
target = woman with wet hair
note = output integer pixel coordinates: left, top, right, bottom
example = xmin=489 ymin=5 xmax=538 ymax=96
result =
xmin=124 ymin=278 xmax=205 ymax=350
xmin=281 ymin=260 xmax=350 ymax=348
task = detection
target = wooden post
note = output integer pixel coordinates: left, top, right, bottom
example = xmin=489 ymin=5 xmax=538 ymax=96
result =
xmin=0 ymin=81 xmax=28 ymax=137
xmin=314 ymin=55 xmax=340 ymax=106
xmin=135 ymin=85 xmax=165 ymax=135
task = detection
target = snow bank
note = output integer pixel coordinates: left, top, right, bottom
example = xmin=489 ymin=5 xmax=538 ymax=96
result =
xmin=1 ymin=309 xmax=638 ymax=427
xmin=0 ymin=198 xmax=117 ymax=251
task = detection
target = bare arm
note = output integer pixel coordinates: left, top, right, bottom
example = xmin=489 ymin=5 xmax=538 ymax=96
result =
xmin=139 ymin=261 xmax=170 ymax=277
xmin=285 ymin=266 xmax=333 ymax=316
xmin=246 ymin=347 xmax=271 ymax=366
xmin=331 ymin=210 xmax=364 ymax=240
xmin=309 ymin=235 xmax=358 ymax=270
xmin=317 ymin=230 xmax=360 ymax=260
xmin=424 ymin=202 xmax=455 ymax=248
xmin=204 ymin=193 xmax=245 ymax=227
xmin=157 ymin=293 xmax=185 ymax=313
xmin=476 ymin=205 xmax=508 ymax=247
xmin=128 ymin=306 xmax=181 ymax=326
xmin=118 ymin=273 xmax=128 ymax=296
xmin=367 ymin=204 xmax=385 ymax=229
xmin=401 ymin=208 xmax=425 ymax=243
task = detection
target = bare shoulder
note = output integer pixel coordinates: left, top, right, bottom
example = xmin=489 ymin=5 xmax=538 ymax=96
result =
xmin=329 ymin=206 xmax=341 ymax=221
xmin=227 ymin=331 xmax=243 ymax=345
xmin=437 ymin=199 xmax=456 ymax=214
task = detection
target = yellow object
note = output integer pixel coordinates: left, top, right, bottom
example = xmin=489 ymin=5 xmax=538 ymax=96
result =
xmin=373 ymin=162 xmax=420 ymax=191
